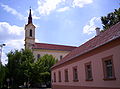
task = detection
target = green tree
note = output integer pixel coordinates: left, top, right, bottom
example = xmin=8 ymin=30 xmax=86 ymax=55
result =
xmin=6 ymin=49 xmax=35 ymax=88
xmin=33 ymin=54 xmax=58 ymax=87
xmin=5 ymin=49 xmax=57 ymax=88
xmin=0 ymin=64 xmax=7 ymax=88
xmin=101 ymin=8 xmax=120 ymax=30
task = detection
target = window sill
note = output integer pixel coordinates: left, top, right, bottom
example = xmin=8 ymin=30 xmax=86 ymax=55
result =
xmin=65 ymin=80 xmax=69 ymax=82
xmin=103 ymin=77 xmax=116 ymax=81
xmin=73 ymin=79 xmax=79 ymax=82
xmin=86 ymin=79 xmax=93 ymax=81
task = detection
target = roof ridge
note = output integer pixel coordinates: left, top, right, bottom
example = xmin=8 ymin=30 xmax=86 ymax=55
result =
xmin=79 ymin=21 xmax=120 ymax=47
xmin=35 ymin=42 xmax=77 ymax=48
xmin=52 ymin=21 xmax=120 ymax=68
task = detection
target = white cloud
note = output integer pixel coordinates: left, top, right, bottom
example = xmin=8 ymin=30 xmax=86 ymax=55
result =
xmin=32 ymin=12 xmax=41 ymax=20
xmin=37 ymin=0 xmax=65 ymax=15
xmin=1 ymin=4 xmax=25 ymax=20
xmin=0 ymin=22 xmax=24 ymax=49
xmin=0 ymin=22 xmax=24 ymax=65
xmin=33 ymin=15 xmax=41 ymax=20
xmin=1 ymin=51 xmax=8 ymax=65
xmin=83 ymin=17 xmax=101 ymax=34
xmin=36 ymin=0 xmax=93 ymax=15
xmin=6 ymin=39 xmax=24 ymax=49
xmin=57 ymin=6 xmax=70 ymax=12
xmin=1 ymin=39 xmax=24 ymax=65
xmin=35 ymin=39 xmax=40 ymax=43
xmin=0 ymin=22 xmax=24 ymax=40
xmin=27 ymin=9 xmax=40 ymax=20
xmin=1 ymin=40 xmax=24 ymax=64
xmin=72 ymin=0 xmax=93 ymax=8
xmin=1 ymin=3 xmax=40 ymax=21
xmin=1 ymin=0 xmax=94 ymax=20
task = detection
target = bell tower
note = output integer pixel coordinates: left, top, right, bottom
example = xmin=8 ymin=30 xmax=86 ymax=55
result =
xmin=25 ymin=8 xmax=35 ymax=49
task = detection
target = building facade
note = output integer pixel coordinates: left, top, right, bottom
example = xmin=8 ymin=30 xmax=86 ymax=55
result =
xmin=24 ymin=9 xmax=77 ymax=60
xmin=51 ymin=22 xmax=120 ymax=89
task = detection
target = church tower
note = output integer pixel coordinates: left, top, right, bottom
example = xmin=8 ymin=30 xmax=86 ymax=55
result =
xmin=25 ymin=8 xmax=35 ymax=49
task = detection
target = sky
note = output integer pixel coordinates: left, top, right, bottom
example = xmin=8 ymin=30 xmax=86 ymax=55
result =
xmin=0 ymin=0 xmax=119 ymax=64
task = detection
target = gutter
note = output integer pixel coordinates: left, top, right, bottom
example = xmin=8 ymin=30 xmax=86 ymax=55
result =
xmin=52 ymin=35 xmax=120 ymax=69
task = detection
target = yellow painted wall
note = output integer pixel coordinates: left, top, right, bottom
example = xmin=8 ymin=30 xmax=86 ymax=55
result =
xmin=33 ymin=49 xmax=71 ymax=61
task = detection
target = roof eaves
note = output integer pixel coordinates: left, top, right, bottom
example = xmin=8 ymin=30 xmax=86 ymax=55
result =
xmin=32 ymin=48 xmax=72 ymax=51
xmin=52 ymin=35 xmax=120 ymax=69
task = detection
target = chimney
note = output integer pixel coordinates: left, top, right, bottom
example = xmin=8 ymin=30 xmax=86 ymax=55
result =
xmin=95 ymin=27 xmax=100 ymax=36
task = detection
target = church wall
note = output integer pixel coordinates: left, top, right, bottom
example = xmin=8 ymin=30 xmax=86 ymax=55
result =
xmin=25 ymin=24 xmax=35 ymax=39
xmin=24 ymin=9 xmax=75 ymax=62
xmin=25 ymin=23 xmax=35 ymax=49
xmin=33 ymin=49 xmax=70 ymax=61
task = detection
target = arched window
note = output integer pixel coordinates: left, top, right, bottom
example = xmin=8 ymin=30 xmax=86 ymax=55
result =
xmin=30 ymin=29 xmax=32 ymax=37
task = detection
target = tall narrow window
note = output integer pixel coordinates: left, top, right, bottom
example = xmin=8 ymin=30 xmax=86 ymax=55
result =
xmin=58 ymin=71 xmax=61 ymax=82
xmin=60 ymin=55 xmax=63 ymax=60
xmin=37 ymin=54 xmax=40 ymax=59
xmin=85 ymin=62 xmax=93 ymax=81
xmin=73 ymin=66 xmax=78 ymax=82
xmin=30 ymin=29 xmax=32 ymax=37
xmin=54 ymin=72 xmax=56 ymax=82
xmin=64 ymin=69 xmax=69 ymax=82
xmin=102 ymin=55 xmax=116 ymax=80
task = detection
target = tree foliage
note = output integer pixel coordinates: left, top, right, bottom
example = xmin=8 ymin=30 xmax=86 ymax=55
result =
xmin=30 ymin=54 xmax=58 ymax=87
xmin=6 ymin=49 xmax=35 ymax=88
xmin=38 ymin=54 xmax=58 ymax=85
xmin=2 ymin=49 xmax=57 ymax=88
xmin=0 ymin=64 xmax=7 ymax=88
xmin=101 ymin=8 xmax=120 ymax=30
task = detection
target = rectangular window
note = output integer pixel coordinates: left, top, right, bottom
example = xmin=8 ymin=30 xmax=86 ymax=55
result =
xmin=58 ymin=71 xmax=61 ymax=82
xmin=54 ymin=72 xmax=56 ymax=82
xmin=60 ymin=55 xmax=63 ymax=60
xmin=102 ymin=55 xmax=116 ymax=80
xmin=85 ymin=62 xmax=93 ymax=81
xmin=73 ymin=66 xmax=78 ymax=82
xmin=37 ymin=54 xmax=40 ymax=59
xmin=64 ymin=69 xmax=69 ymax=82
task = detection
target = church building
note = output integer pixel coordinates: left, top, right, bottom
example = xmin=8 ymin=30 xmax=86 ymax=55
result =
xmin=24 ymin=8 xmax=120 ymax=89
xmin=24 ymin=9 xmax=77 ymax=60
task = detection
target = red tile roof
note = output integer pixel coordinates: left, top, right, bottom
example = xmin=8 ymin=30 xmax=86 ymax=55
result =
xmin=52 ymin=22 xmax=120 ymax=68
xmin=32 ymin=43 xmax=77 ymax=51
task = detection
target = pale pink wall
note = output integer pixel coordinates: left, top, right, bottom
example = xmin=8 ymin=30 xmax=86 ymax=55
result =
xmin=52 ymin=45 xmax=120 ymax=88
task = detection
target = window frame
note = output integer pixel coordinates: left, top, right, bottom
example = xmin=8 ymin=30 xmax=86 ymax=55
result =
xmin=58 ymin=71 xmax=61 ymax=82
xmin=54 ymin=72 xmax=56 ymax=82
xmin=60 ymin=55 xmax=63 ymax=60
xmin=30 ymin=29 xmax=32 ymax=37
xmin=102 ymin=55 xmax=116 ymax=80
xmin=64 ymin=69 xmax=69 ymax=82
xmin=73 ymin=66 xmax=79 ymax=82
xmin=85 ymin=62 xmax=93 ymax=81
xmin=37 ymin=54 xmax=40 ymax=59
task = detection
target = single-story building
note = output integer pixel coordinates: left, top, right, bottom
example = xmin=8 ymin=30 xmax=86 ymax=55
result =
xmin=51 ymin=22 xmax=120 ymax=89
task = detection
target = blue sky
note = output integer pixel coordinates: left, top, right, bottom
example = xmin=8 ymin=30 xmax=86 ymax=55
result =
xmin=0 ymin=0 xmax=119 ymax=64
